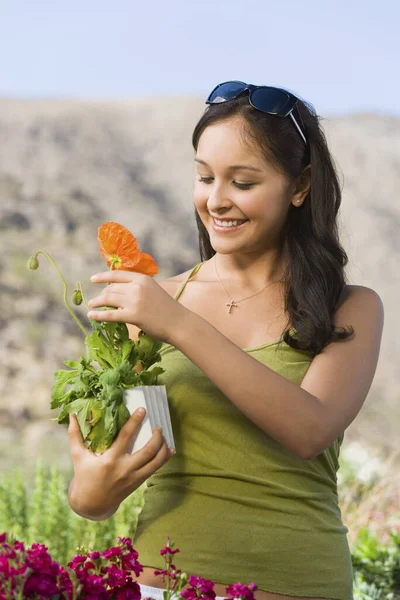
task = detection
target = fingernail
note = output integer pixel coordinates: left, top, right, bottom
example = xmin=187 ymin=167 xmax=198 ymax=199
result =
xmin=90 ymin=275 xmax=99 ymax=281
xmin=169 ymin=448 xmax=176 ymax=455
xmin=136 ymin=408 xmax=146 ymax=416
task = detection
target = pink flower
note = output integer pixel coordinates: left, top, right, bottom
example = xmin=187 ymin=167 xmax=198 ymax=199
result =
xmin=18 ymin=542 xmax=65 ymax=597
xmin=117 ymin=537 xmax=135 ymax=553
xmin=13 ymin=541 xmax=25 ymax=553
xmin=105 ymin=563 xmax=130 ymax=587
xmin=154 ymin=563 xmax=182 ymax=581
xmin=225 ymin=582 xmax=258 ymax=600
xmin=79 ymin=573 xmax=109 ymax=599
xmin=120 ymin=551 xmax=143 ymax=577
xmin=114 ymin=580 xmax=142 ymax=600
xmin=23 ymin=572 xmax=60 ymax=597
xmin=0 ymin=556 xmax=12 ymax=580
xmin=67 ymin=553 xmax=87 ymax=569
xmin=58 ymin=568 xmax=74 ymax=598
xmin=0 ymin=532 xmax=260 ymax=599
xmin=103 ymin=545 xmax=123 ymax=560
xmin=160 ymin=546 xmax=180 ymax=556
xmin=181 ymin=575 xmax=216 ymax=600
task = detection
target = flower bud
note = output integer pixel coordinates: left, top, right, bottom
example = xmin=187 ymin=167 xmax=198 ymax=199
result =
xmin=27 ymin=255 xmax=39 ymax=270
xmin=72 ymin=289 xmax=83 ymax=305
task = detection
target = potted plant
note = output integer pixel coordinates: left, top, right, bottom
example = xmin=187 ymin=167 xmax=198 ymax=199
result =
xmin=27 ymin=221 xmax=175 ymax=455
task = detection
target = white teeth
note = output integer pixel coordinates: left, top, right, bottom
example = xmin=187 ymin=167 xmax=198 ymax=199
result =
xmin=215 ymin=219 xmax=246 ymax=227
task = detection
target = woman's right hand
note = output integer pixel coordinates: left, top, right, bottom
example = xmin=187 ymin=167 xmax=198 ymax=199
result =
xmin=67 ymin=408 xmax=174 ymax=520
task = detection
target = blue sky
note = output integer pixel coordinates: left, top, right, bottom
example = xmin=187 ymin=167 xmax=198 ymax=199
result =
xmin=0 ymin=0 xmax=399 ymax=116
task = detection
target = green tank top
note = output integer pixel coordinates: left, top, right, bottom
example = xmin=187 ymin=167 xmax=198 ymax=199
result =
xmin=133 ymin=262 xmax=354 ymax=599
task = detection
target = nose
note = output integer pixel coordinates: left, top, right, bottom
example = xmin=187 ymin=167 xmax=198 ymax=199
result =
xmin=206 ymin=181 xmax=232 ymax=213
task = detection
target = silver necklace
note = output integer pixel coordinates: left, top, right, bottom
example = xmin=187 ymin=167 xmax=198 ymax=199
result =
xmin=213 ymin=256 xmax=279 ymax=314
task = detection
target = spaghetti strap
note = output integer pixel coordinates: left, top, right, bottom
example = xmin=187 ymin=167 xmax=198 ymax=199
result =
xmin=174 ymin=261 xmax=205 ymax=301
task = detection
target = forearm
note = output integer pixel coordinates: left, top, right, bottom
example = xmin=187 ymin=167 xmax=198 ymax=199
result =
xmin=68 ymin=477 xmax=119 ymax=521
xmin=171 ymin=310 xmax=324 ymax=459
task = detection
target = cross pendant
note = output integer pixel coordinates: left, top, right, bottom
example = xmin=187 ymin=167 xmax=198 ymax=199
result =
xmin=226 ymin=300 xmax=238 ymax=314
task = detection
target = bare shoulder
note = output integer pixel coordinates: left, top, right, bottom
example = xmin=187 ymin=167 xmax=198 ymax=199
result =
xmin=161 ymin=268 xmax=194 ymax=284
xmin=334 ymin=284 xmax=384 ymax=328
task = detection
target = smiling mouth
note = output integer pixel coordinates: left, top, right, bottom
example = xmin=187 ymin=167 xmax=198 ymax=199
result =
xmin=212 ymin=218 xmax=249 ymax=226
xmin=212 ymin=218 xmax=250 ymax=232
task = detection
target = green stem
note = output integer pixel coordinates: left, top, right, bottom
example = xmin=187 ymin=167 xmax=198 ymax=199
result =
xmin=166 ymin=552 xmax=172 ymax=599
xmin=76 ymin=281 xmax=90 ymax=310
xmin=32 ymin=250 xmax=89 ymax=336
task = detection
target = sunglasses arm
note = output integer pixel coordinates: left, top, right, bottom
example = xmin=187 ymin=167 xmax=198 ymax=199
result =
xmin=289 ymin=112 xmax=307 ymax=146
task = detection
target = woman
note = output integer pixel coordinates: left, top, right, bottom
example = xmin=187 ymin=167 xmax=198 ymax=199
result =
xmin=68 ymin=81 xmax=384 ymax=600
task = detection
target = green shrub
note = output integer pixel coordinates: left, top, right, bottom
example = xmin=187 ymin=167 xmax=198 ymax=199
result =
xmin=1 ymin=461 xmax=400 ymax=597
xmin=0 ymin=459 xmax=145 ymax=565
xmin=352 ymin=527 xmax=400 ymax=599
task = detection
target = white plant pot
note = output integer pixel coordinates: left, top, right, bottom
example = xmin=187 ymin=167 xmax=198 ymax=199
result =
xmin=123 ymin=385 xmax=175 ymax=454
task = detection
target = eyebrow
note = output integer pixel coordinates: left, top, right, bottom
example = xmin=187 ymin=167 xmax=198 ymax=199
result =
xmin=194 ymin=158 xmax=263 ymax=173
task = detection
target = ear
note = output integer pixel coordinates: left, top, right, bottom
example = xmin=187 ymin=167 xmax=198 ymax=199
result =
xmin=291 ymin=164 xmax=311 ymax=207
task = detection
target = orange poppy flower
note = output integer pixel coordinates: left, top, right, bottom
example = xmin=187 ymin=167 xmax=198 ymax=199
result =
xmin=98 ymin=222 xmax=158 ymax=276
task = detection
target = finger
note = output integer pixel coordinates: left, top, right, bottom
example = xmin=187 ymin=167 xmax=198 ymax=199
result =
xmin=101 ymin=283 xmax=129 ymax=294
xmin=129 ymin=427 xmax=168 ymax=470
xmin=91 ymin=271 xmax=145 ymax=284
xmin=67 ymin=414 xmax=87 ymax=461
xmin=133 ymin=436 xmax=172 ymax=482
xmin=106 ymin=408 xmax=149 ymax=456
xmin=87 ymin=307 xmax=128 ymax=321
xmin=87 ymin=292 xmax=126 ymax=310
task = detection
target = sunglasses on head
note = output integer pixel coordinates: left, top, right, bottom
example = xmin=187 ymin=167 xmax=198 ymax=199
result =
xmin=206 ymin=80 xmax=308 ymax=146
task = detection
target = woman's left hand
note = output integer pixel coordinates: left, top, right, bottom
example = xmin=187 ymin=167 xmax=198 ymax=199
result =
xmin=87 ymin=270 xmax=188 ymax=344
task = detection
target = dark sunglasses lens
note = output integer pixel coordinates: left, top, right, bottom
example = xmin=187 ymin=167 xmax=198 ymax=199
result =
xmin=251 ymin=87 xmax=295 ymax=115
xmin=207 ymin=81 xmax=247 ymax=103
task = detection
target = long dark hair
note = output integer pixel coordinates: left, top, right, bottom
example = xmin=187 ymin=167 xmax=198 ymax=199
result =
xmin=191 ymin=93 xmax=354 ymax=355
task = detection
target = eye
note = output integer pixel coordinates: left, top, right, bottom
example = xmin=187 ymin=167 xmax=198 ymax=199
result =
xmin=197 ymin=177 xmax=255 ymax=191
xmin=234 ymin=182 xmax=255 ymax=190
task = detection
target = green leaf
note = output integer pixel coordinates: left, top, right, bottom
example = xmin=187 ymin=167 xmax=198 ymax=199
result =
xmin=119 ymin=361 xmax=140 ymax=386
xmin=70 ymin=378 xmax=92 ymax=397
xmin=51 ymin=369 xmax=79 ymax=408
xmin=63 ymin=360 xmax=80 ymax=369
xmin=119 ymin=339 xmax=136 ymax=363
xmin=98 ymin=384 xmax=123 ymax=407
xmin=99 ymin=369 xmax=121 ymax=387
xmin=138 ymin=366 xmax=165 ymax=386
xmin=56 ymin=397 xmax=91 ymax=426
xmin=116 ymin=403 xmax=130 ymax=431
xmin=85 ymin=331 xmax=118 ymax=369
xmin=89 ymin=318 xmax=103 ymax=332
xmin=115 ymin=321 xmax=130 ymax=342
xmin=86 ymin=402 xmax=118 ymax=454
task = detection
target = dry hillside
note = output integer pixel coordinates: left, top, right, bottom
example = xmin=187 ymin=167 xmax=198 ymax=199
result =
xmin=0 ymin=97 xmax=398 ymax=473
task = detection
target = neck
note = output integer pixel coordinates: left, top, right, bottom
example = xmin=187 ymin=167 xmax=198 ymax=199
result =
xmin=213 ymin=251 xmax=287 ymax=291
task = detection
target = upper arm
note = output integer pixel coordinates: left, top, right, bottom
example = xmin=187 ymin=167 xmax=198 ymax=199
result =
xmin=300 ymin=286 xmax=384 ymax=456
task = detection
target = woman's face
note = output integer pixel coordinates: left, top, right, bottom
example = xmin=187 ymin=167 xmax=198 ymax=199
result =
xmin=193 ymin=118 xmax=299 ymax=255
